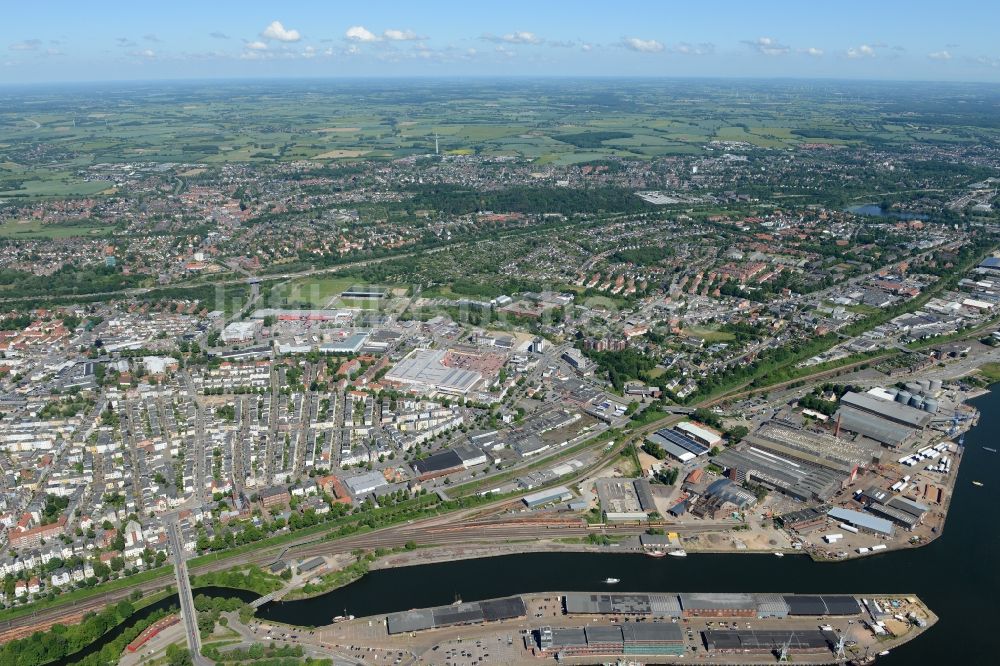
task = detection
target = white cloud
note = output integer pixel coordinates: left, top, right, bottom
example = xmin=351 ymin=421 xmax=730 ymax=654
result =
xmin=673 ymin=42 xmax=714 ymax=56
xmin=261 ymin=20 xmax=301 ymax=43
xmin=622 ymin=37 xmax=664 ymax=53
xmin=483 ymin=31 xmax=543 ymax=45
xmin=928 ymin=50 xmax=952 ymax=60
xmin=971 ymin=55 xmax=1000 ymax=68
xmin=345 ymin=44 xmax=362 ymax=55
xmin=245 ymin=41 xmax=268 ymax=51
xmin=130 ymin=49 xmax=156 ymax=59
xmin=846 ymin=44 xmax=877 ymax=59
xmin=744 ymin=36 xmax=789 ymax=56
xmin=580 ymin=43 xmax=594 ymax=52
xmin=504 ymin=31 xmax=542 ymax=44
xmin=345 ymin=26 xmax=379 ymax=42
xmin=803 ymin=47 xmax=824 ymax=57
xmin=383 ymin=29 xmax=421 ymax=41
xmin=495 ymin=45 xmax=516 ymax=57
xmin=9 ymin=39 xmax=42 ymax=51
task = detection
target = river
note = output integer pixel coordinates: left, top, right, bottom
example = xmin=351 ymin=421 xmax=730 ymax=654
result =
xmin=256 ymin=388 xmax=1000 ymax=664
xmin=47 ymin=587 xmax=257 ymax=666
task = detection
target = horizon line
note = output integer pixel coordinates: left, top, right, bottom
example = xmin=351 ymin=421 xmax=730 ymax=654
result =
xmin=3 ymin=73 xmax=1000 ymax=89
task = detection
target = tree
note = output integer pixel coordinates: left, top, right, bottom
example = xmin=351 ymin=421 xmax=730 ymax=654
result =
xmin=725 ymin=425 xmax=749 ymax=444
xmin=166 ymin=643 xmax=192 ymax=666
xmin=116 ymin=600 xmax=135 ymax=618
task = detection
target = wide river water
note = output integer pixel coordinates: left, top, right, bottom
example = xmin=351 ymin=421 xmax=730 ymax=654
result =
xmin=256 ymin=388 xmax=1000 ymax=664
xmin=47 ymin=389 xmax=1000 ymax=665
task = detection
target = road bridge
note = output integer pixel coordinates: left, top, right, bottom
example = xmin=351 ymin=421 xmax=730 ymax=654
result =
xmin=167 ymin=520 xmax=211 ymax=666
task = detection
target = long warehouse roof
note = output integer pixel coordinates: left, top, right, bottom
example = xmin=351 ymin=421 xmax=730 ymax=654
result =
xmin=827 ymin=507 xmax=894 ymax=535
xmin=840 ymin=392 xmax=932 ymax=428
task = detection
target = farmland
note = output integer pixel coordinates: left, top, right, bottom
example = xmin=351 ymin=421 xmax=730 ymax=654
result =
xmin=3 ymin=78 xmax=1000 ymax=196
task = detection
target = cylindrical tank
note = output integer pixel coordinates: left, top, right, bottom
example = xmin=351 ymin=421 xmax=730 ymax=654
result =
xmin=905 ymin=382 xmax=922 ymax=394
xmin=929 ymin=379 xmax=943 ymax=393
xmin=918 ymin=379 xmax=931 ymax=392
xmin=923 ymin=399 xmax=938 ymax=413
xmin=896 ymin=391 xmax=912 ymax=404
xmin=908 ymin=395 xmax=923 ymax=408
xmin=885 ymin=387 xmax=899 ymax=397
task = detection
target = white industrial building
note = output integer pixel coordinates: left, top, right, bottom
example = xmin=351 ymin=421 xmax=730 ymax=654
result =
xmin=343 ymin=471 xmax=389 ymax=497
xmin=676 ymin=421 xmax=723 ymax=448
xmin=221 ymin=320 xmax=261 ymax=344
xmin=384 ymin=348 xmax=482 ymax=395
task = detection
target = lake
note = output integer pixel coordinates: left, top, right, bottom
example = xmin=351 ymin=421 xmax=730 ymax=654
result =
xmin=846 ymin=204 xmax=929 ymax=220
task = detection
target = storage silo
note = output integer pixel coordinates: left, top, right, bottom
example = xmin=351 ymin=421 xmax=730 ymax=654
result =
xmin=896 ymin=390 xmax=912 ymax=404
xmin=905 ymin=382 xmax=922 ymax=394
xmin=908 ymin=395 xmax=923 ymax=409
xmin=923 ymin=399 xmax=939 ymax=413
xmin=929 ymin=379 xmax=943 ymax=393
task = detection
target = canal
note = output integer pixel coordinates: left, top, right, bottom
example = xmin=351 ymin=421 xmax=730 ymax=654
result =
xmin=257 ymin=388 xmax=1000 ymax=664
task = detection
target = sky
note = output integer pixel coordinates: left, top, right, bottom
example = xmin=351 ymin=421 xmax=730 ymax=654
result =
xmin=2 ymin=0 xmax=999 ymax=84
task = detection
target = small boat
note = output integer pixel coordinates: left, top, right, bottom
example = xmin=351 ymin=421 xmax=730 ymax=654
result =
xmin=668 ymin=549 xmax=687 ymax=557
xmin=972 ymin=481 xmax=984 ymax=487
xmin=646 ymin=550 xmax=666 ymax=558
xmin=604 ymin=577 xmax=620 ymax=584
xmin=773 ymin=552 xmax=784 ymax=557
xmin=984 ymin=447 xmax=997 ymax=453
xmin=878 ymin=650 xmax=891 ymax=656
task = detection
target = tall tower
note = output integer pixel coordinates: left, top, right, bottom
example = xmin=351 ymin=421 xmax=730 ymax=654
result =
xmin=435 ymin=133 xmax=439 ymax=155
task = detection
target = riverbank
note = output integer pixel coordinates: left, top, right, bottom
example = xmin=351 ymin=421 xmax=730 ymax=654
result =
xmin=267 ymin=590 xmax=936 ymax=666
xmin=252 ymin=385 xmax=1000 ymax=664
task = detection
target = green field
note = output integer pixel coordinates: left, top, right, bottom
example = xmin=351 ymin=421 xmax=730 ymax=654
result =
xmin=268 ymin=276 xmax=356 ymax=308
xmin=978 ymin=362 xmax=1000 ymax=382
xmin=680 ymin=326 xmax=737 ymax=343
xmin=0 ymin=218 xmax=113 ymax=239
